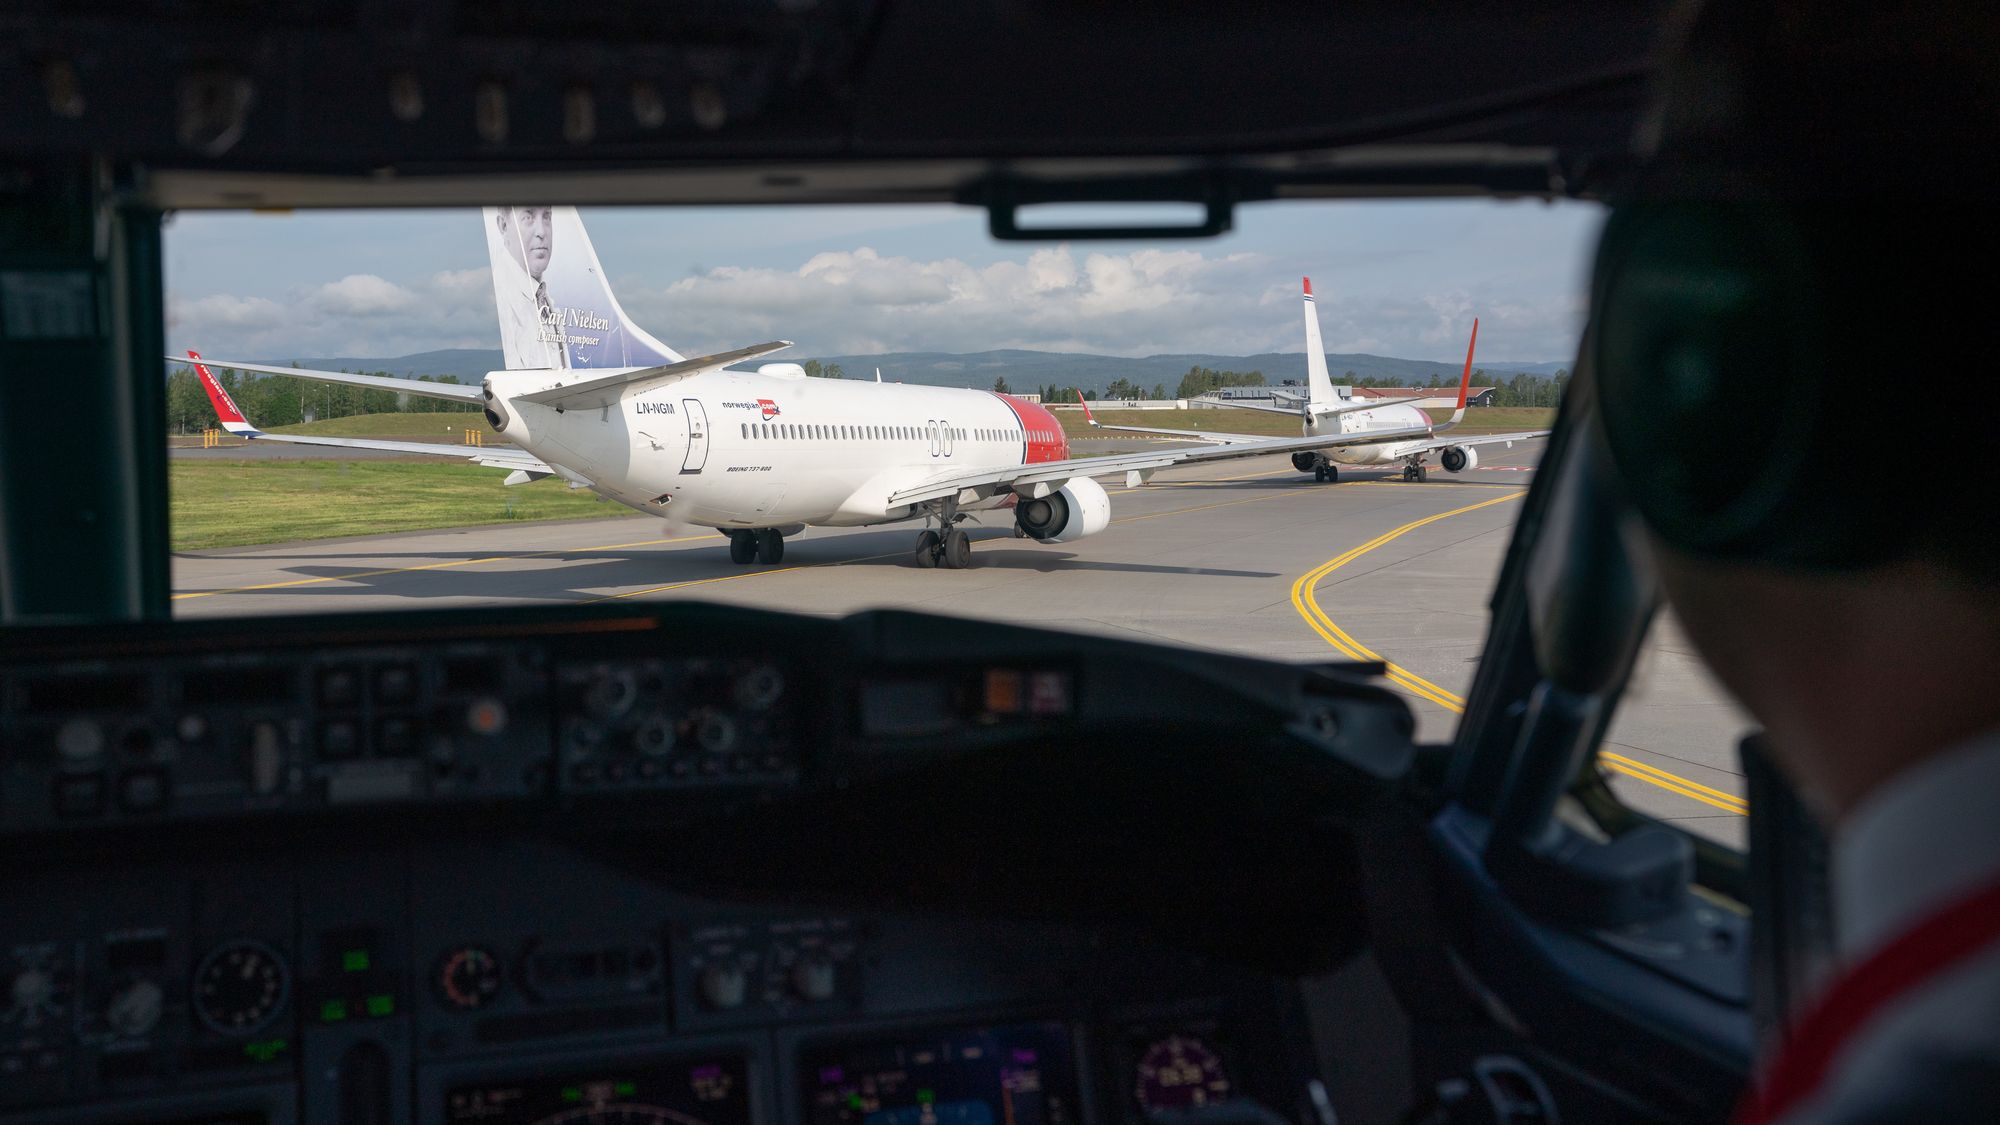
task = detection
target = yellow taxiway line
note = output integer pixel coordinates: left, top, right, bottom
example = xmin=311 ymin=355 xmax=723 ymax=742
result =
xmin=1288 ymin=491 xmax=1749 ymax=818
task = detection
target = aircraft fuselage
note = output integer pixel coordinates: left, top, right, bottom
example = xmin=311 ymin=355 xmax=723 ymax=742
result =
xmin=487 ymin=370 xmax=1071 ymax=529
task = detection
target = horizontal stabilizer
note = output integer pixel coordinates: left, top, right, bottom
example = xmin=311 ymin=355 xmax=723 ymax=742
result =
xmin=511 ymin=340 xmax=793 ymax=410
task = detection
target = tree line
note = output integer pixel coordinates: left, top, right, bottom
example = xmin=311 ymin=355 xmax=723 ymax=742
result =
xmin=165 ymin=365 xmax=480 ymax=434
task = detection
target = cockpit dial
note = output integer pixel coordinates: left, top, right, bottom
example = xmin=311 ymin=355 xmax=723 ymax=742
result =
xmin=1134 ymin=1034 xmax=1232 ymax=1113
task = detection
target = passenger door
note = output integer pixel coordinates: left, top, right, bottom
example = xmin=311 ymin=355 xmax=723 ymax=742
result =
xmin=682 ymin=399 xmax=709 ymax=472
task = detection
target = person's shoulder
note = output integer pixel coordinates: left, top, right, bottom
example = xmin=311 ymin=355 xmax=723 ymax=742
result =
xmin=1790 ymin=946 xmax=2000 ymax=1123
xmin=1792 ymin=1045 xmax=2000 ymax=1122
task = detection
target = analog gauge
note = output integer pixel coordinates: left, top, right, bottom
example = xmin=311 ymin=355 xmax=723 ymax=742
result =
xmin=1135 ymin=1035 xmax=1232 ymax=1113
xmin=4 ymin=943 xmax=72 ymax=1033
xmin=192 ymin=940 xmax=290 ymax=1036
xmin=436 ymin=946 xmax=504 ymax=1010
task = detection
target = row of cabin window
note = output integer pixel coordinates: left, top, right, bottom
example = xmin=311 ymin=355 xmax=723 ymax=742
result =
xmin=738 ymin=423 xmax=1034 ymax=443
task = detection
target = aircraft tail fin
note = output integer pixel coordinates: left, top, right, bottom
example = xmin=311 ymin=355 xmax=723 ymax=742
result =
xmin=1302 ymin=277 xmax=1336 ymax=412
xmin=483 ymin=206 xmax=684 ymax=371
xmin=187 ymin=351 xmax=261 ymax=436
xmin=1434 ymin=318 xmax=1480 ymax=433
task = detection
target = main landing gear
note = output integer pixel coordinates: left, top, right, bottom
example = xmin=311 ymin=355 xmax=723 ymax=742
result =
xmin=1293 ymin=451 xmax=1339 ymax=483
xmin=1401 ymin=457 xmax=1430 ymax=483
xmin=726 ymin=528 xmax=787 ymax=565
xmin=914 ymin=498 xmax=974 ymax=569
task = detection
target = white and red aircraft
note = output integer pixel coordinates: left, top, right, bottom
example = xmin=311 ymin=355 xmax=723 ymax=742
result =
xmin=1077 ymin=278 xmax=1548 ymax=482
xmin=179 ymin=208 xmax=1500 ymax=570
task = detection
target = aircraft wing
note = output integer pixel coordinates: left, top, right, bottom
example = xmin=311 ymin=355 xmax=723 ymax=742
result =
xmin=1387 ymin=430 xmax=1552 ymax=456
xmin=184 ymin=350 xmax=555 ymax=478
xmin=884 ymin=424 xmax=1435 ymax=508
xmin=509 ymin=341 xmax=792 ymax=410
xmin=1197 ymin=398 xmax=1305 ymax=416
xmin=164 ymin=355 xmax=486 ymax=404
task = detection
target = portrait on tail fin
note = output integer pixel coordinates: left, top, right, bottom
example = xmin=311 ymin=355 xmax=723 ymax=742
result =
xmin=483 ymin=206 xmax=684 ymax=371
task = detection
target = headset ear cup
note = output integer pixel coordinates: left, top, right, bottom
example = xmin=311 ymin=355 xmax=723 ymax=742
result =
xmin=1592 ymin=200 xmax=1887 ymax=567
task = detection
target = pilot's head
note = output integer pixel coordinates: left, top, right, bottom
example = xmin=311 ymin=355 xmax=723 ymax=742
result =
xmin=1596 ymin=0 xmax=2000 ymax=821
xmin=496 ymin=206 xmax=556 ymax=282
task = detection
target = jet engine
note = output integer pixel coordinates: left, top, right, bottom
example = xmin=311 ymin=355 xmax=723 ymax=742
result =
xmin=1441 ymin=445 xmax=1477 ymax=473
xmin=1291 ymin=452 xmax=1318 ymax=472
xmin=757 ymin=363 xmax=808 ymax=378
xmin=1014 ymin=477 xmax=1111 ymax=542
xmin=482 ymin=388 xmax=511 ymax=434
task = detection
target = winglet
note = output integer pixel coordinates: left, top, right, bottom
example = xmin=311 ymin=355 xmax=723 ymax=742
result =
xmin=1303 ymin=276 xmax=1313 ymax=299
xmin=875 ymin=367 xmax=883 ymax=383
xmin=186 ymin=350 xmax=261 ymax=436
xmin=1076 ymin=390 xmax=1099 ymax=426
xmin=1438 ymin=318 xmax=1480 ymax=432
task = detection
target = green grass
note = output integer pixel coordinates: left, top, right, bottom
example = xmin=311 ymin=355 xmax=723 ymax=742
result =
xmin=1422 ymin=406 xmax=1555 ymax=433
xmin=270 ymin=411 xmax=495 ymax=439
xmin=1060 ymin=405 xmax=1553 ymax=438
xmin=172 ymin=460 xmax=640 ymax=551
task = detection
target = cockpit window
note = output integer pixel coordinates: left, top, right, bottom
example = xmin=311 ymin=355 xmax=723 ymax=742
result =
xmin=162 ymin=199 xmax=1740 ymax=844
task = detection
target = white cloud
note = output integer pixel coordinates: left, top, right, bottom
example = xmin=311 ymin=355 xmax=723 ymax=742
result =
xmin=170 ymin=293 xmax=285 ymax=329
xmin=169 ymin=237 xmax=1585 ymax=366
xmin=169 ymin=269 xmax=497 ymax=361
xmin=313 ymin=274 xmax=415 ymax=317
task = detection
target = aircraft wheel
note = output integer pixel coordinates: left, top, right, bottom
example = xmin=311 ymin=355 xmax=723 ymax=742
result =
xmin=728 ymin=530 xmax=757 ymax=564
xmin=1324 ymin=464 xmax=1339 ymax=483
xmin=941 ymin=528 xmax=972 ymax=570
xmin=1313 ymin=465 xmax=1326 ymax=482
xmin=755 ymin=528 xmax=785 ymax=564
xmin=1415 ymin=465 xmax=1429 ymax=483
xmin=1402 ymin=465 xmax=1417 ymax=482
xmin=914 ymin=529 xmax=941 ymax=568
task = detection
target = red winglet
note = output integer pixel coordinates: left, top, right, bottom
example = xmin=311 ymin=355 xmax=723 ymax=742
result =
xmin=1303 ymin=276 xmax=1313 ymax=298
xmin=1456 ymin=318 xmax=1479 ymax=410
xmin=187 ymin=349 xmax=249 ymax=425
xmin=1075 ymin=389 xmax=1097 ymax=425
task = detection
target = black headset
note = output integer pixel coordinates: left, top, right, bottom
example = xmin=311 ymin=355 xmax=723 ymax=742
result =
xmin=1589 ymin=3 xmax=1987 ymax=571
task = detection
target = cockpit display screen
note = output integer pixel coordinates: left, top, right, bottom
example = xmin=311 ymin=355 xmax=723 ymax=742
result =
xmin=802 ymin=1023 xmax=1078 ymax=1125
xmin=446 ymin=1054 xmax=751 ymax=1125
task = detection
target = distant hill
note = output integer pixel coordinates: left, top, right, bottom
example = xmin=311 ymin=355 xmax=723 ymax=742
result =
xmin=824 ymin=350 xmax=1571 ymax=392
xmin=260 ymin=347 xmax=1570 ymax=392
xmin=258 ymin=349 xmax=504 ymax=380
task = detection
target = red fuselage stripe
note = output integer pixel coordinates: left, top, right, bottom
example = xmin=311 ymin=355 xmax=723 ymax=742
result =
xmin=986 ymin=392 xmax=1069 ymax=465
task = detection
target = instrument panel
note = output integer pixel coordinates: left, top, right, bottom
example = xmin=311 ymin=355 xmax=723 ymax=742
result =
xmin=0 ymin=606 xmax=1411 ymax=1125
xmin=2 ymin=835 xmax=1318 ymax=1125
xmin=444 ymin=1054 xmax=752 ymax=1125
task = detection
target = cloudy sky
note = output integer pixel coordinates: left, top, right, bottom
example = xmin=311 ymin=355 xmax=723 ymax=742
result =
xmin=165 ymin=199 xmax=1603 ymax=364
